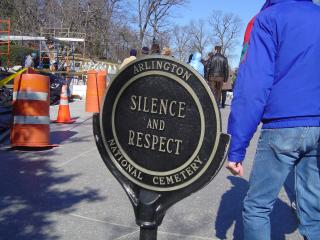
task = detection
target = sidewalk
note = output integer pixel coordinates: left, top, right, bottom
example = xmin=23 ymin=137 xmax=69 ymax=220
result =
xmin=0 ymin=101 xmax=302 ymax=240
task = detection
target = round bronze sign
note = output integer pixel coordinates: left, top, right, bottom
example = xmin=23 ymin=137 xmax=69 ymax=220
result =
xmin=100 ymin=56 xmax=221 ymax=191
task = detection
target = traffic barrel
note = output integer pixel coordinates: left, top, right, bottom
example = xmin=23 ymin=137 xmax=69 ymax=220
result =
xmin=10 ymin=71 xmax=57 ymax=148
xmin=85 ymin=70 xmax=107 ymax=113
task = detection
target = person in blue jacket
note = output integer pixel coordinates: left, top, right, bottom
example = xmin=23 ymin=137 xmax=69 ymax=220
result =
xmin=189 ymin=52 xmax=204 ymax=77
xmin=226 ymin=0 xmax=320 ymax=239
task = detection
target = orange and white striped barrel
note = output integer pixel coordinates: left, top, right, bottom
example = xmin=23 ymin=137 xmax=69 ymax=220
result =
xmin=10 ymin=73 xmax=53 ymax=147
xmin=53 ymin=84 xmax=75 ymax=124
xmin=85 ymin=70 xmax=107 ymax=113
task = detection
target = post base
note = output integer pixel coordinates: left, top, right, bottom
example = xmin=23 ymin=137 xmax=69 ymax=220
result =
xmin=140 ymin=227 xmax=158 ymax=240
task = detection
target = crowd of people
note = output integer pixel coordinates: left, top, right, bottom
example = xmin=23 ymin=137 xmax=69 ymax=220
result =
xmin=120 ymin=42 xmax=232 ymax=108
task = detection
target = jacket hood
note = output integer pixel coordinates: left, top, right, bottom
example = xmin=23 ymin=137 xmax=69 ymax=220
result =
xmin=191 ymin=52 xmax=202 ymax=62
xmin=261 ymin=0 xmax=313 ymax=10
xmin=189 ymin=52 xmax=204 ymax=76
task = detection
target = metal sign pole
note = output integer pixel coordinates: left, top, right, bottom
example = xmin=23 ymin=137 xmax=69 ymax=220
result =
xmin=140 ymin=227 xmax=157 ymax=240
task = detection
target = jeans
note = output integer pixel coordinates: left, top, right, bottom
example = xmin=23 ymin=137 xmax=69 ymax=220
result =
xmin=243 ymin=127 xmax=320 ymax=240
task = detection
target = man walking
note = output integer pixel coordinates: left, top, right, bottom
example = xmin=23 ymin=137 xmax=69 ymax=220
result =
xmin=227 ymin=1 xmax=320 ymax=240
xmin=206 ymin=46 xmax=229 ymax=103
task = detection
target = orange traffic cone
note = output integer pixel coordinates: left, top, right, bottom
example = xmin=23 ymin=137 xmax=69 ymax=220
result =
xmin=52 ymin=85 xmax=76 ymax=124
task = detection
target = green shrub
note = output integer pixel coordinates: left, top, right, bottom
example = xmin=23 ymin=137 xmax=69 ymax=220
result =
xmin=0 ymin=44 xmax=34 ymax=67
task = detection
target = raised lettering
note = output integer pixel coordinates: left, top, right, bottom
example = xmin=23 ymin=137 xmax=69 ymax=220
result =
xmin=159 ymin=137 xmax=166 ymax=152
xmin=138 ymin=63 xmax=144 ymax=72
xmin=121 ymin=159 xmax=128 ymax=167
xmin=169 ymin=101 xmax=177 ymax=116
xmin=146 ymin=119 xmax=152 ymax=129
xmin=159 ymin=120 xmax=165 ymax=131
xmin=163 ymin=62 xmax=170 ymax=71
xmin=114 ymin=149 xmax=122 ymax=157
xmin=151 ymin=98 xmax=158 ymax=113
xmin=159 ymin=99 xmax=168 ymax=115
xmin=166 ymin=139 xmax=173 ymax=153
xmin=194 ymin=156 xmax=203 ymax=165
xmin=117 ymin=155 xmax=124 ymax=162
xmin=137 ymin=96 xmax=142 ymax=111
xmin=126 ymin=130 xmax=183 ymax=155
xmin=128 ymin=130 xmax=135 ymax=145
xmin=144 ymin=134 xmax=151 ymax=148
xmin=108 ymin=139 xmax=116 ymax=146
xmin=159 ymin=177 xmax=165 ymax=185
xmin=144 ymin=61 xmax=151 ymax=70
xmin=143 ymin=97 xmax=149 ymax=112
xmin=183 ymin=71 xmax=192 ymax=81
xmin=178 ymin=102 xmax=186 ymax=118
xmin=186 ymin=167 xmax=194 ymax=176
xmin=126 ymin=163 xmax=134 ymax=173
xmin=190 ymin=162 xmax=199 ymax=171
xmin=151 ymin=135 xmax=159 ymax=150
xmin=171 ymin=63 xmax=178 ymax=73
xmin=166 ymin=176 xmax=175 ymax=185
xmin=174 ymin=173 xmax=182 ymax=183
xmin=133 ymin=65 xmax=140 ymax=74
xmin=156 ymin=61 xmax=163 ymax=69
xmin=180 ymin=170 xmax=188 ymax=179
xmin=111 ymin=145 xmax=117 ymax=153
xmin=137 ymin=171 xmax=143 ymax=180
xmin=176 ymin=67 xmax=184 ymax=76
xmin=153 ymin=177 xmax=159 ymax=185
xmin=136 ymin=132 xmax=143 ymax=147
xmin=152 ymin=119 xmax=158 ymax=129
xmin=175 ymin=140 xmax=183 ymax=155
xmin=131 ymin=168 xmax=138 ymax=177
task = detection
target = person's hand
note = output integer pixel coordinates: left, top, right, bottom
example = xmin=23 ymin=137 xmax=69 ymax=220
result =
xmin=226 ymin=161 xmax=243 ymax=177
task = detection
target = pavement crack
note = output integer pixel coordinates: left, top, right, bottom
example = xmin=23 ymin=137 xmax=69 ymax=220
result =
xmin=57 ymin=147 xmax=97 ymax=168
xmin=69 ymin=213 xmax=137 ymax=230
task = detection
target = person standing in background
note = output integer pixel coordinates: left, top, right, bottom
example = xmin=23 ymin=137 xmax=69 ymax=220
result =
xmin=141 ymin=46 xmax=149 ymax=55
xmin=187 ymin=54 xmax=193 ymax=64
xmin=189 ymin=52 xmax=204 ymax=77
xmin=151 ymin=39 xmax=161 ymax=54
xmin=206 ymin=46 xmax=229 ymax=103
xmin=204 ymin=52 xmax=214 ymax=80
xmin=162 ymin=47 xmax=173 ymax=57
xmin=119 ymin=49 xmax=137 ymax=69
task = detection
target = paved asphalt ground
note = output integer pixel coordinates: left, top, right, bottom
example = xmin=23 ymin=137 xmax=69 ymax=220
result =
xmin=0 ymin=100 xmax=303 ymax=240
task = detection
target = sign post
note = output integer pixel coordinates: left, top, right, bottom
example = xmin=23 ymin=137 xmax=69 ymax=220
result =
xmin=93 ymin=56 xmax=230 ymax=239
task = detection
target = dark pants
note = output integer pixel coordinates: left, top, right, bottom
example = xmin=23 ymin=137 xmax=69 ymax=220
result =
xmin=208 ymin=76 xmax=224 ymax=104
xmin=221 ymin=90 xmax=227 ymax=108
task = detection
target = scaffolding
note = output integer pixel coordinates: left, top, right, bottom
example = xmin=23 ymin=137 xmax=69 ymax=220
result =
xmin=39 ymin=27 xmax=86 ymax=70
xmin=0 ymin=19 xmax=10 ymax=67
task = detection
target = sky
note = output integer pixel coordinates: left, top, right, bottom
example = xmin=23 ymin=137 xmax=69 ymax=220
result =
xmin=172 ymin=0 xmax=266 ymax=67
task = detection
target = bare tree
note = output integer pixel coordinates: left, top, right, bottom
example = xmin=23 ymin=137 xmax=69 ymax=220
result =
xmin=171 ymin=25 xmax=190 ymax=61
xmin=136 ymin=0 xmax=157 ymax=48
xmin=149 ymin=0 xmax=187 ymax=38
xmin=208 ymin=11 xmax=243 ymax=58
xmin=135 ymin=0 xmax=187 ymax=48
xmin=188 ymin=19 xmax=210 ymax=56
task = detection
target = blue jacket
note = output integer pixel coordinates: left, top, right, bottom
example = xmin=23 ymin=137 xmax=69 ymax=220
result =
xmin=190 ymin=52 xmax=204 ymax=77
xmin=228 ymin=0 xmax=320 ymax=162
